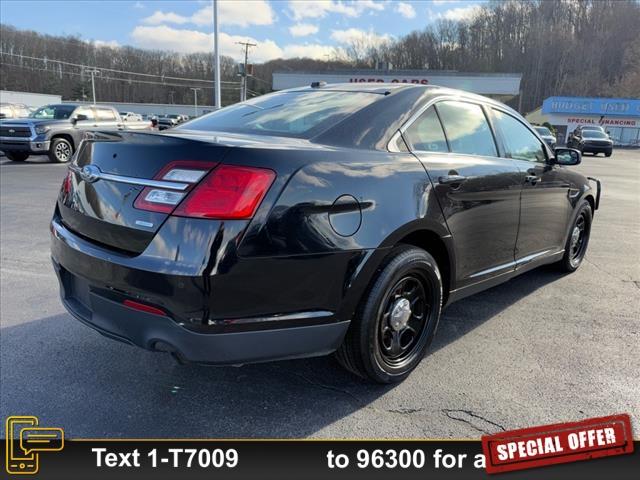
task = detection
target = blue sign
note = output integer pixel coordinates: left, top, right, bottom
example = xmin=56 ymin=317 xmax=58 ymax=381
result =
xmin=542 ymin=97 xmax=640 ymax=117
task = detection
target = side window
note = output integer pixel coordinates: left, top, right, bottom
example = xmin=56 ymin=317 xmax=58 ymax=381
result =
xmin=404 ymin=107 xmax=448 ymax=152
xmin=96 ymin=108 xmax=116 ymax=121
xmin=75 ymin=107 xmax=95 ymax=121
xmin=492 ymin=109 xmax=546 ymax=163
xmin=436 ymin=101 xmax=497 ymax=157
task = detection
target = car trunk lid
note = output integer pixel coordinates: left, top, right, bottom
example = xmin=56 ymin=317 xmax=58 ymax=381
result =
xmin=58 ymin=131 xmax=229 ymax=254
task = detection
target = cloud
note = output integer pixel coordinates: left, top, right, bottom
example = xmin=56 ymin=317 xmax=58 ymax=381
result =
xmin=130 ymin=25 xmax=347 ymax=62
xmin=93 ymin=39 xmax=120 ymax=48
xmin=142 ymin=10 xmax=188 ymax=25
xmin=133 ymin=1 xmax=144 ymax=9
xmin=141 ymin=1 xmax=274 ymax=28
xmin=287 ymin=0 xmax=384 ymax=21
xmin=330 ymin=28 xmax=392 ymax=47
xmin=396 ymin=2 xmax=416 ymax=19
xmin=131 ymin=25 xmax=282 ymax=62
xmin=440 ymin=4 xmax=482 ymax=21
xmin=289 ymin=23 xmax=319 ymax=37
xmin=282 ymin=44 xmax=338 ymax=59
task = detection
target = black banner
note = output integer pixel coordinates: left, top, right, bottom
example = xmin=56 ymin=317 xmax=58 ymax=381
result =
xmin=3 ymin=440 xmax=638 ymax=479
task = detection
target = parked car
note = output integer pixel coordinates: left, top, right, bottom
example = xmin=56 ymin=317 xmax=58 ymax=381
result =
xmin=0 ymin=104 xmax=152 ymax=162
xmin=567 ymin=128 xmax=613 ymax=156
xmin=157 ymin=116 xmax=178 ymax=130
xmin=0 ymin=102 xmax=31 ymax=119
xmin=120 ymin=111 xmax=143 ymax=122
xmin=50 ymin=84 xmax=600 ymax=383
xmin=533 ymin=125 xmax=557 ymax=148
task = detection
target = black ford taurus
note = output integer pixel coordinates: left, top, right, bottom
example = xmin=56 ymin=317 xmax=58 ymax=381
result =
xmin=51 ymin=84 xmax=600 ymax=383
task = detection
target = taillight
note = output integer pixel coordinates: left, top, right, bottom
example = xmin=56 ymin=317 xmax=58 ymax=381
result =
xmin=133 ymin=161 xmax=217 ymax=214
xmin=173 ymin=165 xmax=276 ymax=219
xmin=123 ymin=299 xmax=166 ymax=316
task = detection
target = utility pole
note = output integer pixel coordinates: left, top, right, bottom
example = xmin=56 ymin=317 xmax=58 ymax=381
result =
xmin=190 ymin=87 xmax=201 ymax=117
xmin=213 ymin=0 xmax=221 ymax=109
xmin=236 ymin=41 xmax=256 ymax=102
xmin=84 ymin=68 xmax=100 ymax=104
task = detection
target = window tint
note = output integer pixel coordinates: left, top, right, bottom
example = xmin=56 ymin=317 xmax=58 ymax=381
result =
xmin=96 ymin=108 xmax=116 ymax=121
xmin=492 ymin=109 xmax=545 ymax=162
xmin=75 ymin=107 xmax=95 ymax=121
xmin=404 ymin=107 xmax=448 ymax=152
xmin=436 ymin=101 xmax=497 ymax=156
xmin=178 ymin=90 xmax=381 ymax=138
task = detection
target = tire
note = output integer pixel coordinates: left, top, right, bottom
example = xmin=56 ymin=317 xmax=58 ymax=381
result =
xmin=605 ymin=151 xmax=612 ymax=157
xmin=558 ymin=200 xmax=592 ymax=273
xmin=49 ymin=138 xmax=73 ymax=163
xmin=5 ymin=151 xmax=29 ymax=161
xmin=335 ymin=245 xmax=443 ymax=383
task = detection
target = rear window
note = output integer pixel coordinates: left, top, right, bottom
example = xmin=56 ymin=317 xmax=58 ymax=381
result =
xmin=178 ymin=90 xmax=381 ymax=138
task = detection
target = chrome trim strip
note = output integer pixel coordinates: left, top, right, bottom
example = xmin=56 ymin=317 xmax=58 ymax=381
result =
xmin=207 ymin=310 xmax=334 ymax=326
xmin=68 ymin=164 xmax=190 ymax=191
xmin=468 ymin=249 xmax=556 ymax=279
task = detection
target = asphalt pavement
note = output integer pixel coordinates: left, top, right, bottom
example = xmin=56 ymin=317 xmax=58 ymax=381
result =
xmin=1 ymin=150 xmax=638 ymax=439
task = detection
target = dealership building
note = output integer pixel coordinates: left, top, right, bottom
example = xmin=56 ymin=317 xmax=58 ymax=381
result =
xmin=527 ymin=96 xmax=640 ymax=146
xmin=272 ymin=69 xmax=522 ymax=103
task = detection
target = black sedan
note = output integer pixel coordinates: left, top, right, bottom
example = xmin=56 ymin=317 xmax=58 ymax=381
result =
xmin=51 ymin=84 xmax=600 ymax=383
xmin=568 ymin=128 xmax=613 ymax=156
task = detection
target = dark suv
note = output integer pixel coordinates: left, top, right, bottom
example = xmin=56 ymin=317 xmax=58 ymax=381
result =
xmin=51 ymin=84 xmax=600 ymax=383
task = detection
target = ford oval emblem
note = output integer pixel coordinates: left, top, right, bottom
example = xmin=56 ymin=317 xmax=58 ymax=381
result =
xmin=80 ymin=165 xmax=101 ymax=183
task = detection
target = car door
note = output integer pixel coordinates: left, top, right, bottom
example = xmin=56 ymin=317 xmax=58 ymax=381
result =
xmin=490 ymin=108 xmax=573 ymax=262
xmin=95 ymin=107 xmax=122 ymax=130
xmin=72 ymin=106 xmax=97 ymax=132
xmin=404 ymin=101 xmax=522 ymax=288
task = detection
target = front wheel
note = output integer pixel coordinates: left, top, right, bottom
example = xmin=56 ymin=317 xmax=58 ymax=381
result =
xmin=605 ymin=151 xmax=612 ymax=157
xmin=558 ymin=201 xmax=592 ymax=272
xmin=49 ymin=138 xmax=73 ymax=163
xmin=335 ymin=246 xmax=443 ymax=383
xmin=5 ymin=151 xmax=29 ymax=161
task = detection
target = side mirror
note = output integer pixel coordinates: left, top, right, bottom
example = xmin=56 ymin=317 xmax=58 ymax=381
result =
xmin=554 ymin=147 xmax=581 ymax=166
xmin=73 ymin=114 xmax=88 ymax=124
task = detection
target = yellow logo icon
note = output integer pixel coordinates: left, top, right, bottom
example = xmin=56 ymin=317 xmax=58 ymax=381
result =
xmin=5 ymin=416 xmax=64 ymax=475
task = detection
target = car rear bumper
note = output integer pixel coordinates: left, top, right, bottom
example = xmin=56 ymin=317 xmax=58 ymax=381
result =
xmin=50 ymin=214 xmax=351 ymax=364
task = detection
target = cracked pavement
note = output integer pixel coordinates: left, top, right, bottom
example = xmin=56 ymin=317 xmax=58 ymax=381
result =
xmin=1 ymin=150 xmax=638 ymax=439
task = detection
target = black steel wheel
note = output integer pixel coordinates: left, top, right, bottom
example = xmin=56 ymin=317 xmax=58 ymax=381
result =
xmin=559 ymin=200 xmax=592 ymax=272
xmin=335 ymin=245 xmax=443 ymax=383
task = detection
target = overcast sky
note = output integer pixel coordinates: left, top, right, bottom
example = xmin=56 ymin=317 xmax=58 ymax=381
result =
xmin=0 ymin=0 xmax=487 ymax=63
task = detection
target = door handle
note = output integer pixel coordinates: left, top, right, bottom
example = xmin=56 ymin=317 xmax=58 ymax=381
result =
xmin=525 ymin=175 xmax=540 ymax=185
xmin=438 ymin=174 xmax=467 ymax=186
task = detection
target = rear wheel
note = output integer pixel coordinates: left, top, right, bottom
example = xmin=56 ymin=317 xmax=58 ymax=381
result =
xmin=5 ymin=151 xmax=29 ymax=161
xmin=558 ymin=201 xmax=592 ymax=272
xmin=49 ymin=138 xmax=73 ymax=163
xmin=335 ymin=246 xmax=443 ymax=383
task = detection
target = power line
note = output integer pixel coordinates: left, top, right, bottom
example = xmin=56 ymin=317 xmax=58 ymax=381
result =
xmin=0 ymin=62 xmax=242 ymax=90
xmin=0 ymin=51 xmax=241 ymax=85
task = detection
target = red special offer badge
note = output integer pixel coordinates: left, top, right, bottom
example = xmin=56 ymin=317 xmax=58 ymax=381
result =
xmin=481 ymin=414 xmax=634 ymax=474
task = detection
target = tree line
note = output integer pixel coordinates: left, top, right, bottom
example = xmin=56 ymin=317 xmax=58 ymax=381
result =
xmin=1 ymin=0 xmax=638 ymax=113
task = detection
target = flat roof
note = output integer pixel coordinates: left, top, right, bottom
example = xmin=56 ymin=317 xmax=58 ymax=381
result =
xmin=273 ymin=69 xmax=522 ymax=78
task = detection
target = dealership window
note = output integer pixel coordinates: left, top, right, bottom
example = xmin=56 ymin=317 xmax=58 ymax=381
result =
xmin=492 ymin=109 xmax=545 ymax=163
xmin=404 ymin=107 xmax=448 ymax=152
xmin=435 ymin=101 xmax=497 ymax=157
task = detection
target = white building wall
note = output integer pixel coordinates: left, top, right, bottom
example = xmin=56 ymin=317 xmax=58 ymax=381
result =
xmin=0 ymin=90 xmax=62 ymax=107
xmin=272 ymin=72 xmax=522 ymax=96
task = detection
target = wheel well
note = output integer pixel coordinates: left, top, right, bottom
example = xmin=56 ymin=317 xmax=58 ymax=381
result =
xmin=398 ymin=230 xmax=451 ymax=304
xmin=51 ymin=134 xmax=75 ymax=151
xmin=584 ymin=194 xmax=595 ymax=213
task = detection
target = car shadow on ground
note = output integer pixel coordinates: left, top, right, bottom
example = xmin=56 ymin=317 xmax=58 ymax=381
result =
xmin=0 ymin=265 xmax=565 ymax=438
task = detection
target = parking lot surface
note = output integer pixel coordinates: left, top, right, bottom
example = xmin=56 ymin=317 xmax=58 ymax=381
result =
xmin=1 ymin=150 xmax=639 ymax=439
